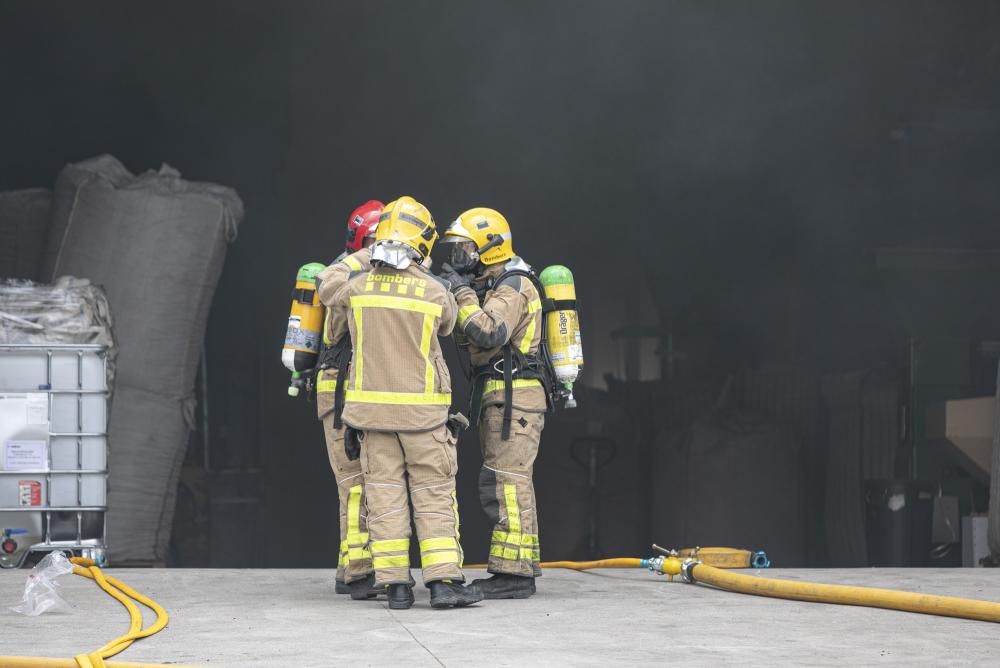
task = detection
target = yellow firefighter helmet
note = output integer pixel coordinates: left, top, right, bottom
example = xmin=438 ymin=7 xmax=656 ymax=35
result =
xmin=442 ymin=207 xmax=515 ymax=269
xmin=372 ymin=196 xmax=438 ymax=266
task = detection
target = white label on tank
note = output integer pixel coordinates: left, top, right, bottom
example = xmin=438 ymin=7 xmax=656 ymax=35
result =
xmin=287 ymin=316 xmax=302 ymax=328
xmin=4 ymin=440 xmax=48 ymax=471
xmin=284 ymin=327 xmax=320 ymax=351
xmin=25 ymin=393 xmax=48 ymax=425
xmin=888 ymin=493 xmax=906 ymax=512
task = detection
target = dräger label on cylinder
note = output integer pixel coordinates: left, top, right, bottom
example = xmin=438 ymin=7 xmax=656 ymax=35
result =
xmin=18 ymin=480 xmax=41 ymax=506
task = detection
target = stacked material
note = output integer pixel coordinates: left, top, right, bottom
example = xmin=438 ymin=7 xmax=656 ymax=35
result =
xmin=0 ymin=189 xmax=51 ymax=281
xmin=0 ymin=277 xmax=115 ymax=350
xmin=44 ymin=155 xmax=243 ymax=564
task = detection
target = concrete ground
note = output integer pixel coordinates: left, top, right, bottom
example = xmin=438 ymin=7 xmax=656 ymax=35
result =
xmin=1 ymin=567 xmax=999 ymax=666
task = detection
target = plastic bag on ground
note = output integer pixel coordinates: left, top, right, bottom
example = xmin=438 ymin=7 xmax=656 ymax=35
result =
xmin=10 ymin=551 xmax=75 ymax=616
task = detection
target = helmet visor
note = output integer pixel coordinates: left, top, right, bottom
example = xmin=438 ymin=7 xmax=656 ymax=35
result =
xmin=442 ymin=238 xmax=479 ymax=273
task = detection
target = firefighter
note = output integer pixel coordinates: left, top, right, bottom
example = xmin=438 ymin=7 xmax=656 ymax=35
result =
xmin=438 ymin=207 xmax=545 ymax=599
xmin=314 ymin=199 xmax=383 ymax=598
xmin=328 ymin=196 xmax=483 ymax=610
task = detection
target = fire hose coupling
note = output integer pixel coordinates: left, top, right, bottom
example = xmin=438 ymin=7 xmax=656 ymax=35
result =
xmin=641 ymin=555 xmax=684 ymax=580
xmin=680 ymin=558 xmax=701 ymax=584
xmin=751 ymin=551 xmax=770 ymax=569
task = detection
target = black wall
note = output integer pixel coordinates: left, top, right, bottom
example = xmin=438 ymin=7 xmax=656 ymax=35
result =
xmin=3 ymin=1 xmax=1000 ymax=566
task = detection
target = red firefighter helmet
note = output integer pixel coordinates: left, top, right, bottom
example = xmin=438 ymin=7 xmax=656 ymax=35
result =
xmin=345 ymin=200 xmax=384 ymax=252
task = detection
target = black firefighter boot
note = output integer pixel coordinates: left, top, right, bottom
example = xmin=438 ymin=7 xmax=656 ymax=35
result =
xmin=335 ymin=580 xmax=351 ymax=595
xmin=469 ymin=573 xmax=536 ymax=599
xmin=349 ymin=574 xmax=386 ymax=600
xmin=428 ymin=580 xmax=484 ymax=609
xmin=387 ymin=583 xmax=415 ymax=610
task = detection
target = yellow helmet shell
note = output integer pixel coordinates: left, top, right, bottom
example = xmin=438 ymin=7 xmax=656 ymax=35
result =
xmin=375 ymin=196 xmax=438 ymax=261
xmin=444 ymin=207 xmax=514 ymax=265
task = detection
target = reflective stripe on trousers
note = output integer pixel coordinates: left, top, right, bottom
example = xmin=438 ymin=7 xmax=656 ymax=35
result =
xmin=488 ymin=483 xmax=541 ymax=562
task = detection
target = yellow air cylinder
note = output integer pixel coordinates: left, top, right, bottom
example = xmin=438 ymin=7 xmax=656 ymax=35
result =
xmin=282 ymin=263 xmax=326 ymax=396
xmin=539 ymin=265 xmax=583 ymax=407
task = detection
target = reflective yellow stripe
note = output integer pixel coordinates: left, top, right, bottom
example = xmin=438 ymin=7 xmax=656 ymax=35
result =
xmin=352 ymin=306 xmax=363 ymax=390
xmin=492 ymin=530 xmax=521 ymax=546
xmin=483 ymin=378 xmax=541 ymax=395
xmin=522 ymin=547 xmax=540 ymax=560
xmin=371 ymin=538 xmax=410 ymax=553
xmin=344 ymin=390 xmax=450 ymax=405
xmin=316 ymin=378 xmax=338 ymax=393
xmin=420 ymin=537 xmax=457 ymax=552
xmin=342 ymin=255 xmax=363 ymax=272
xmin=322 ymin=308 xmax=333 ymax=345
xmin=421 ymin=313 xmax=435 ymax=394
xmin=527 ymin=298 xmax=542 ymax=313
xmin=350 ymin=294 xmax=442 ymax=317
xmin=348 ymin=547 xmax=372 ymax=560
xmin=457 ymin=304 xmax=480 ymax=327
xmin=373 ymin=555 xmax=409 ymax=569
xmin=490 ymin=545 xmax=520 ymax=561
xmin=347 ymin=485 xmax=362 ymax=536
xmin=338 ymin=539 xmax=348 ymax=568
xmin=518 ymin=317 xmax=536 ymax=353
xmin=504 ymin=483 xmax=521 ymax=534
xmin=421 ymin=551 xmax=459 ymax=567
xmin=490 ymin=530 xmax=538 ymax=547
xmin=345 ymin=389 xmax=451 ymax=405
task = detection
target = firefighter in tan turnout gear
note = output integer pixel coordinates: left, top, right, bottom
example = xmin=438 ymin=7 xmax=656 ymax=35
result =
xmin=438 ymin=207 xmax=546 ymax=599
xmin=313 ymin=200 xmax=384 ymax=599
xmin=328 ymin=196 xmax=484 ymax=610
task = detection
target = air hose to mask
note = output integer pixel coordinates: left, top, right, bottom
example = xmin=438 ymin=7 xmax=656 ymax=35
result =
xmin=0 ymin=557 xmax=181 ymax=668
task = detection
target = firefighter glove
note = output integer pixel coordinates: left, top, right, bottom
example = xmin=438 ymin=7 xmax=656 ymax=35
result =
xmin=439 ymin=262 xmax=472 ymax=292
xmin=344 ymin=427 xmax=362 ymax=461
xmin=447 ymin=412 xmax=470 ymax=439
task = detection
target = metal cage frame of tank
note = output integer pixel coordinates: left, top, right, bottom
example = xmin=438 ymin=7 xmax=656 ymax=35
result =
xmin=0 ymin=344 xmax=109 ymax=567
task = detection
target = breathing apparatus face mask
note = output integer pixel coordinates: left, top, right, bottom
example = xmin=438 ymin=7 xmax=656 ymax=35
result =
xmin=371 ymin=241 xmax=418 ymax=270
xmin=447 ymin=239 xmax=480 ymax=274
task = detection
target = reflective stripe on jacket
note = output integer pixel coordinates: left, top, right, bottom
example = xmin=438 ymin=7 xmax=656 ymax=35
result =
xmin=453 ymin=259 xmax=545 ymax=413
xmin=332 ymin=262 xmax=458 ymax=431
xmin=314 ymin=247 xmax=372 ymax=419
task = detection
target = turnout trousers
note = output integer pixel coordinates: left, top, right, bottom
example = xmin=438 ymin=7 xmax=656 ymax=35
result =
xmin=478 ymin=404 xmax=544 ymax=578
xmin=321 ymin=413 xmax=373 ymax=583
xmin=360 ymin=426 xmax=465 ymax=586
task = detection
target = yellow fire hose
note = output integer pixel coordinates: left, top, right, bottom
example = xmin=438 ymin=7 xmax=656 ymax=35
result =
xmin=466 ymin=546 xmax=766 ymax=570
xmin=681 ymin=560 xmax=1000 ymax=624
xmin=0 ymin=556 xmax=182 ymax=668
xmin=473 ymin=545 xmax=1000 ymax=624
